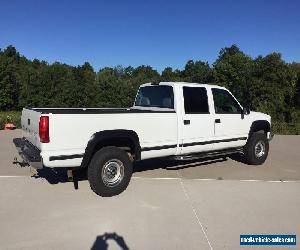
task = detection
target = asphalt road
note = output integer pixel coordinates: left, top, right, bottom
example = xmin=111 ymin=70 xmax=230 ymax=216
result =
xmin=0 ymin=130 xmax=299 ymax=250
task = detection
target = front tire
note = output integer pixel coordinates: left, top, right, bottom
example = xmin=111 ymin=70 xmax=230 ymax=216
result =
xmin=88 ymin=146 xmax=133 ymax=197
xmin=243 ymin=132 xmax=269 ymax=165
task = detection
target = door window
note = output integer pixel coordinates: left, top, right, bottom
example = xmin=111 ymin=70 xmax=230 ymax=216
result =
xmin=212 ymin=88 xmax=241 ymax=114
xmin=183 ymin=87 xmax=209 ymax=114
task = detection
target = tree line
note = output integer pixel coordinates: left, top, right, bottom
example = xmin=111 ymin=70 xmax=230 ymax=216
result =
xmin=0 ymin=45 xmax=299 ymax=125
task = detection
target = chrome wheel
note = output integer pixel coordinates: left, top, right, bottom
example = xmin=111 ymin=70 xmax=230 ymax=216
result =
xmin=254 ymin=141 xmax=265 ymax=158
xmin=101 ymin=159 xmax=124 ymax=187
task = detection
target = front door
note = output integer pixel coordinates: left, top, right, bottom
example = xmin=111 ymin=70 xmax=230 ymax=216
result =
xmin=211 ymin=88 xmax=249 ymax=150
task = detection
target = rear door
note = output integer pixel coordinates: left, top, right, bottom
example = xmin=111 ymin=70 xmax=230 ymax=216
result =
xmin=211 ymin=88 xmax=249 ymax=150
xmin=180 ymin=86 xmax=214 ymax=154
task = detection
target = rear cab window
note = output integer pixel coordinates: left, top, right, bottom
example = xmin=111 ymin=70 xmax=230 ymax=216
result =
xmin=135 ymin=85 xmax=174 ymax=109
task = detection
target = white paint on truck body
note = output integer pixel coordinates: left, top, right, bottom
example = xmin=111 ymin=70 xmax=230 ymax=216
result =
xmin=20 ymin=82 xmax=271 ymax=168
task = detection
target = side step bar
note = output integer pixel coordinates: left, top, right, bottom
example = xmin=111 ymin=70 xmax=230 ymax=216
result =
xmin=172 ymin=147 xmax=244 ymax=161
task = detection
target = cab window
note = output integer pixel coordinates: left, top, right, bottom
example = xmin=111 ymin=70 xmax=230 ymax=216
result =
xmin=212 ymin=88 xmax=241 ymax=114
xmin=135 ymin=85 xmax=174 ymax=109
xmin=183 ymin=87 xmax=209 ymax=114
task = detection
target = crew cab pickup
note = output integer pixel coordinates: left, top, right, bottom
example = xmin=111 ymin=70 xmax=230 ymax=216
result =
xmin=14 ymin=82 xmax=273 ymax=196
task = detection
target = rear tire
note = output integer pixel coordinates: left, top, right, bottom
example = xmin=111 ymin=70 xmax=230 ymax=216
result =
xmin=88 ymin=146 xmax=132 ymax=197
xmin=243 ymin=132 xmax=269 ymax=165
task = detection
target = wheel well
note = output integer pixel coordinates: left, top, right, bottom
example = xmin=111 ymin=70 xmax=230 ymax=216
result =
xmin=249 ymin=120 xmax=271 ymax=136
xmin=80 ymin=130 xmax=141 ymax=168
xmin=93 ymin=137 xmax=136 ymax=158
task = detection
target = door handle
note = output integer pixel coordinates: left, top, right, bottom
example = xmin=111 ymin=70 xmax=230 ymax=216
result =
xmin=184 ymin=120 xmax=190 ymax=125
xmin=215 ymin=119 xmax=221 ymax=123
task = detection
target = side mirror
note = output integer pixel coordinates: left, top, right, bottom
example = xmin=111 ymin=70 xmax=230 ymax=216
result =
xmin=244 ymin=106 xmax=251 ymax=115
xmin=241 ymin=106 xmax=250 ymax=119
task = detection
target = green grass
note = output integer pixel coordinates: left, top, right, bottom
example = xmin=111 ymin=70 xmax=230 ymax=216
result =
xmin=0 ymin=111 xmax=21 ymax=129
xmin=0 ymin=111 xmax=299 ymax=135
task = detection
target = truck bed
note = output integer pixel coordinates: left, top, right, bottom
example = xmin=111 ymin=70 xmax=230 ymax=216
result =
xmin=21 ymin=107 xmax=178 ymax=168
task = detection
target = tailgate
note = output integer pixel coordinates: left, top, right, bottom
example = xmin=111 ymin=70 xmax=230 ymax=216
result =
xmin=21 ymin=108 xmax=42 ymax=149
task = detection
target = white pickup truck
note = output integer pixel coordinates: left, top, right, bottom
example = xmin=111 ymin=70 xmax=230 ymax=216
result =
xmin=14 ymin=82 xmax=273 ymax=196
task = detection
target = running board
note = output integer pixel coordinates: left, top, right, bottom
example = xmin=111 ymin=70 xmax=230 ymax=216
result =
xmin=172 ymin=147 xmax=243 ymax=161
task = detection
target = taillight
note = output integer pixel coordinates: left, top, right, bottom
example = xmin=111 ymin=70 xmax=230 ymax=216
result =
xmin=39 ymin=116 xmax=49 ymax=143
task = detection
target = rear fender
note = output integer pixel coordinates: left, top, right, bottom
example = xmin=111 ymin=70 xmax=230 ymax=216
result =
xmin=80 ymin=130 xmax=141 ymax=168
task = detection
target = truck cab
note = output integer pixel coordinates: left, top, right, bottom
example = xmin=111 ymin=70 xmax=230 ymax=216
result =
xmin=135 ymin=82 xmax=271 ymax=155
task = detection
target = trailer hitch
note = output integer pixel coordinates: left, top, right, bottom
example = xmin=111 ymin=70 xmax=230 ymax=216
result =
xmin=67 ymin=168 xmax=79 ymax=190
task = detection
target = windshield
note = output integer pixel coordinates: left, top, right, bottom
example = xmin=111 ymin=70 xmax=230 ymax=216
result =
xmin=135 ymin=85 xmax=174 ymax=109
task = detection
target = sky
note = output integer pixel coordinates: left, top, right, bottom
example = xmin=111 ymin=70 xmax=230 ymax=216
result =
xmin=0 ymin=0 xmax=299 ymax=72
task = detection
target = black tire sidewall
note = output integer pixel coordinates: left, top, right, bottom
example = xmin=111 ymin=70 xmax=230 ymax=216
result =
xmin=88 ymin=146 xmax=132 ymax=197
xmin=244 ymin=133 xmax=269 ymax=165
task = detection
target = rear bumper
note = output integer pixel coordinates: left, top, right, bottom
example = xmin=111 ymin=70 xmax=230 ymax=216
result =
xmin=13 ymin=138 xmax=43 ymax=169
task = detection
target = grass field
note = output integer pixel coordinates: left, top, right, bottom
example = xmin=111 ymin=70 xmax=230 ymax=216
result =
xmin=0 ymin=111 xmax=299 ymax=134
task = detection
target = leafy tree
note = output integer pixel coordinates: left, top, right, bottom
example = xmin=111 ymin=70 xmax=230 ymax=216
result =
xmin=182 ymin=60 xmax=213 ymax=83
xmin=96 ymin=67 xmax=133 ymax=107
xmin=251 ymin=53 xmax=297 ymax=121
xmin=0 ymin=44 xmax=300 ymax=130
xmin=291 ymin=63 xmax=300 ymax=108
xmin=72 ymin=62 xmax=97 ymax=107
xmin=161 ymin=67 xmax=182 ymax=81
xmin=19 ymin=59 xmax=42 ymax=107
xmin=213 ymin=45 xmax=253 ymax=105
xmin=0 ymin=46 xmax=21 ymax=110
xmin=131 ymin=65 xmax=160 ymax=81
